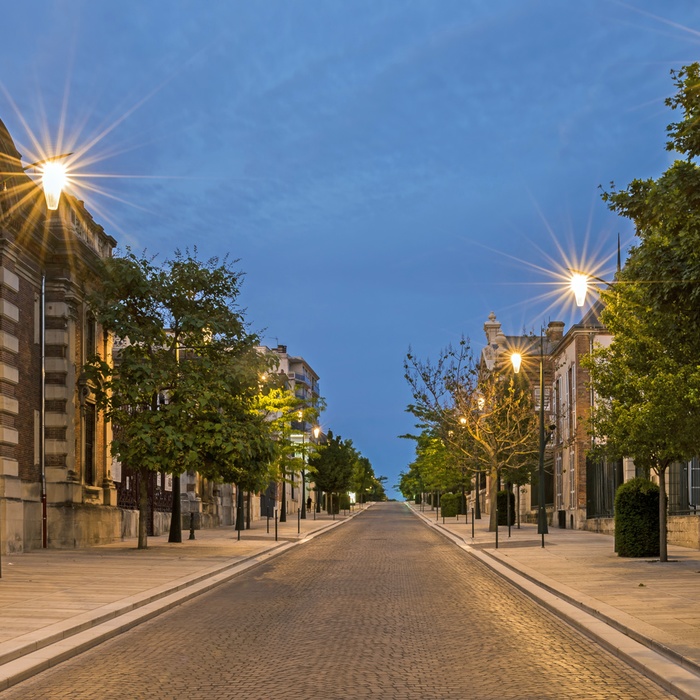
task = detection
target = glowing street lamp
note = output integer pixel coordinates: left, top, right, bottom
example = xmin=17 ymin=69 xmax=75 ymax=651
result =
xmin=569 ymin=269 xmax=615 ymax=308
xmin=41 ymin=160 xmax=68 ymax=210
xmin=511 ymin=340 xmax=549 ymax=547
xmin=510 ymin=352 xmax=522 ymax=374
xmin=570 ymin=273 xmax=589 ymax=307
xmin=22 ymin=153 xmax=73 ymax=211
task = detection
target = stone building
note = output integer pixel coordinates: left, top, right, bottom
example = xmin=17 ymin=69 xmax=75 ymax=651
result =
xmin=547 ymin=303 xmax=616 ymax=532
xmin=257 ymin=344 xmax=322 ymax=519
xmin=0 ymin=118 xmax=118 ymax=552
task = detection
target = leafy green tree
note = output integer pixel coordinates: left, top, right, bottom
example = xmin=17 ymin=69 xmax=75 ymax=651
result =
xmin=404 ymin=339 xmax=538 ymax=530
xmin=589 ymin=63 xmax=700 ymax=562
xmin=85 ymin=249 xmax=270 ymax=549
xmin=308 ymin=431 xmax=356 ymax=513
xmin=254 ymin=379 xmax=323 ymax=522
xmin=352 ymin=455 xmax=387 ymax=502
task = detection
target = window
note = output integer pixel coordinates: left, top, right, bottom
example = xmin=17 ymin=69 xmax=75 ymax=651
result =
xmin=85 ymin=312 xmax=96 ymax=360
xmin=84 ymin=403 xmax=96 ymax=485
xmin=691 ymin=457 xmax=700 ymax=510
xmin=569 ymin=450 xmax=576 ymax=509
xmin=555 ymin=377 xmax=562 ymax=444
xmin=534 ymin=386 xmax=551 ymax=412
xmin=555 ymin=453 xmax=563 ymax=510
xmin=567 ymin=365 xmax=575 ymax=436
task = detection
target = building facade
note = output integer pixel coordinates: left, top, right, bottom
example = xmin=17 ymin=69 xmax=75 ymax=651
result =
xmin=0 ymin=118 xmax=118 ymax=552
xmin=258 ymin=344 xmax=322 ymax=519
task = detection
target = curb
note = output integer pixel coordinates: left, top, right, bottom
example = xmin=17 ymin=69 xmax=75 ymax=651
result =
xmin=408 ymin=505 xmax=700 ymax=700
xmin=0 ymin=508 xmax=364 ymax=692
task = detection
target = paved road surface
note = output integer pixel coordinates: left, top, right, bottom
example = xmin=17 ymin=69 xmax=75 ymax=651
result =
xmin=3 ymin=503 xmax=672 ymax=699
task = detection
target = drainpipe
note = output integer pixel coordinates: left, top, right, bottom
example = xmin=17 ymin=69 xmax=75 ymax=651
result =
xmin=41 ymin=274 xmax=47 ymax=548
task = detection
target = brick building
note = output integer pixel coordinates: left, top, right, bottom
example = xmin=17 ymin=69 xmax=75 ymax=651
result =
xmin=0 ymin=118 xmax=118 ymax=552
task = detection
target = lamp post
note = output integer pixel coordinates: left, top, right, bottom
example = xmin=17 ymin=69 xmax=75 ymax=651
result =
xmin=458 ymin=416 xmax=468 ymax=521
xmin=315 ymin=423 xmax=322 ymax=514
xmin=511 ymin=332 xmax=549 ymax=547
xmin=300 ymin=411 xmax=307 ymax=520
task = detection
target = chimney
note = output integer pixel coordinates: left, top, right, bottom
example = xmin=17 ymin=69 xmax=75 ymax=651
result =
xmin=483 ymin=312 xmax=501 ymax=345
xmin=546 ymin=321 xmax=565 ymax=344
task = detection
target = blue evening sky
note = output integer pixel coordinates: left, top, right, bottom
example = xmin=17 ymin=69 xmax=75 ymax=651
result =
xmin=1 ymin=1 xmax=699 ymax=496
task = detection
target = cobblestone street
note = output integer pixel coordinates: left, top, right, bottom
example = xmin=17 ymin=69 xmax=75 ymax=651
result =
xmin=3 ymin=503 xmax=672 ymax=699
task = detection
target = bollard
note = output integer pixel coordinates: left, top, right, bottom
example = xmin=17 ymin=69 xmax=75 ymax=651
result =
xmin=267 ymin=511 xmax=270 ymax=534
xmin=275 ymin=509 xmax=278 ymax=542
xmin=189 ymin=512 xmax=195 ymax=540
xmin=495 ymin=505 xmax=499 ymax=549
xmin=442 ymin=514 xmax=445 ymax=525
xmin=298 ymin=508 xmax=301 ymax=535
xmin=471 ymin=507 xmax=475 ymax=539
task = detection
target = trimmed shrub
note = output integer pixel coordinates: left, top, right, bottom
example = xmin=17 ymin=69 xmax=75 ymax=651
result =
xmin=415 ymin=494 xmax=422 ymax=505
xmin=339 ymin=493 xmax=351 ymax=511
xmin=497 ymin=490 xmax=515 ymax=526
xmin=440 ymin=492 xmax=460 ymax=517
xmin=614 ymin=477 xmax=659 ymax=557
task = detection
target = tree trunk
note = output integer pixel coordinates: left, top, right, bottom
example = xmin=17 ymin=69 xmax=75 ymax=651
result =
xmin=168 ymin=472 xmax=182 ymax=543
xmin=280 ymin=469 xmax=287 ymax=522
xmin=138 ymin=466 xmax=149 ymax=549
xmin=235 ymin=484 xmax=244 ymax=532
xmin=659 ymin=466 xmax=668 ymax=563
xmin=246 ymin=491 xmax=252 ymax=529
xmin=488 ymin=473 xmax=498 ymax=532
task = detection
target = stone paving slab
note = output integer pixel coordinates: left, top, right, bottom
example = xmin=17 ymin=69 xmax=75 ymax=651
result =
xmin=0 ymin=505 xmax=365 ymax=689
xmin=409 ymin=503 xmax=700 ymax=677
xmin=410 ymin=505 xmax=700 ymax=699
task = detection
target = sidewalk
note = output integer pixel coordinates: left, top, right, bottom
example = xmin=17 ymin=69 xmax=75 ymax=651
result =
xmin=410 ymin=503 xmax=700 ymax=700
xmin=0 ymin=505 xmax=366 ymax=691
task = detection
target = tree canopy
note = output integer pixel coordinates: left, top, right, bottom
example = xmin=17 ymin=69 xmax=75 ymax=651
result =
xmin=85 ymin=248 xmax=275 ymax=548
xmin=403 ymin=338 xmax=538 ymax=530
xmin=589 ymin=63 xmax=700 ymax=561
xmin=308 ymin=431 xmax=357 ymax=508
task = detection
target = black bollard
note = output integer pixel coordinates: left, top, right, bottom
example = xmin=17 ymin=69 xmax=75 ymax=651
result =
xmin=495 ymin=508 xmax=499 ymax=549
xmin=189 ymin=512 xmax=195 ymax=540
xmin=275 ymin=509 xmax=278 ymax=542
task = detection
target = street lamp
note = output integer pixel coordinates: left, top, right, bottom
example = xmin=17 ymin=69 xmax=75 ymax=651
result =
xmin=312 ymin=425 xmax=320 ymax=514
xmin=41 ymin=160 xmax=68 ymax=210
xmin=458 ymin=416 xmax=468 ymax=520
xmin=472 ymin=400 xmax=485 ymax=520
xmin=23 ymin=153 xmax=72 ymax=210
xmin=511 ymin=334 xmax=549 ymax=547
xmin=569 ymin=269 xmax=616 ymax=308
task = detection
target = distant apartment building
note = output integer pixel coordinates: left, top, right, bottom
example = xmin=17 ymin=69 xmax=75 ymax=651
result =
xmin=257 ymin=344 xmax=321 ymax=519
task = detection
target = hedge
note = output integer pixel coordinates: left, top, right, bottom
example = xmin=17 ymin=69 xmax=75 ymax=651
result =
xmin=614 ymin=477 xmax=659 ymax=557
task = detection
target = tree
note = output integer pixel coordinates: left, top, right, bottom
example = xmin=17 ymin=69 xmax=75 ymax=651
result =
xmin=85 ymin=248 xmax=271 ymax=549
xmin=399 ymin=429 xmax=457 ymax=504
xmin=255 ymin=380 xmax=324 ymax=522
xmin=589 ymin=63 xmax=700 ymax=561
xmin=352 ymin=455 xmax=387 ymax=503
xmin=404 ymin=338 xmax=538 ymax=530
xmin=308 ymin=431 xmax=356 ymax=513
